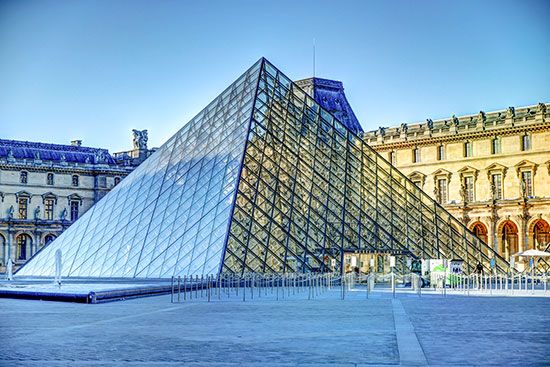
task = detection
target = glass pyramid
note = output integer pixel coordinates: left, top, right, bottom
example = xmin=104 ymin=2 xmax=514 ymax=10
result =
xmin=17 ymin=58 xmax=508 ymax=278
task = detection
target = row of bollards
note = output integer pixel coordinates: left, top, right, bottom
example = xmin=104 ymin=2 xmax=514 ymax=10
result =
xmin=170 ymin=273 xmax=336 ymax=303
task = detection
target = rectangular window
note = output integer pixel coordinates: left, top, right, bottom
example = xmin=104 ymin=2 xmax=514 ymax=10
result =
xmin=491 ymin=138 xmax=501 ymax=154
xmin=437 ymin=145 xmax=445 ymax=161
xmin=437 ymin=179 xmax=447 ymax=204
xmin=464 ymin=176 xmax=475 ymax=202
xmin=44 ymin=199 xmax=55 ymax=220
xmin=98 ymin=176 xmax=107 ymax=188
xmin=18 ymin=198 xmax=28 ymax=219
xmin=412 ymin=148 xmax=420 ymax=163
xmin=521 ymin=135 xmax=531 ymax=151
xmin=521 ymin=171 xmax=533 ymax=197
xmin=491 ymin=173 xmax=503 ymax=200
xmin=70 ymin=201 xmax=79 ymax=221
xmin=389 ymin=151 xmax=396 ymax=165
xmin=464 ymin=142 xmax=473 ymax=157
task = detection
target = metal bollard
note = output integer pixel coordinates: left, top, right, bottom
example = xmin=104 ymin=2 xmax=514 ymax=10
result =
xmin=177 ymin=276 xmax=181 ymax=303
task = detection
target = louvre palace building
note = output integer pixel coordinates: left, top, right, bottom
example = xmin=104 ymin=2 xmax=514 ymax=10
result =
xmin=0 ymin=131 xmax=155 ymax=271
xmin=364 ymin=103 xmax=550 ymax=271
xmin=6 ymin=59 xmax=550 ymax=278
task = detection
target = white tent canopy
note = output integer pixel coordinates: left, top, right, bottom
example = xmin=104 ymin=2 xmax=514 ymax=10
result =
xmin=517 ymin=249 xmax=550 ymax=257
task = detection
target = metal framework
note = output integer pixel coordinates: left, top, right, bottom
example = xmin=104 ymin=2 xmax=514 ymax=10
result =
xmin=16 ymin=58 xmax=508 ymax=279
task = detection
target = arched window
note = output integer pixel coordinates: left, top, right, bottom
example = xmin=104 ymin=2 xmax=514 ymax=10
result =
xmin=471 ymin=222 xmax=488 ymax=244
xmin=531 ymin=220 xmax=550 ymax=250
xmin=20 ymin=171 xmax=28 ymax=184
xmin=44 ymin=234 xmax=56 ymax=246
xmin=499 ymin=221 xmax=518 ymax=258
xmin=46 ymin=173 xmax=54 ymax=185
xmin=16 ymin=234 xmax=31 ymax=260
xmin=72 ymin=175 xmax=79 ymax=187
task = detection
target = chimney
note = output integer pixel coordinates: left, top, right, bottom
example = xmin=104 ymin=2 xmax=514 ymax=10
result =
xmin=71 ymin=140 xmax=82 ymax=147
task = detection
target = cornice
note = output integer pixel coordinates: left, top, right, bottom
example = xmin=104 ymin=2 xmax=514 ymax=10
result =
xmin=368 ymin=121 xmax=550 ymax=151
xmin=0 ymin=162 xmax=130 ymax=175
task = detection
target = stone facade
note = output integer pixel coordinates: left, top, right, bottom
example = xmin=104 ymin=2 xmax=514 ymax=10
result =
xmin=364 ymin=103 xmax=550 ymax=270
xmin=0 ymin=130 xmax=154 ymax=272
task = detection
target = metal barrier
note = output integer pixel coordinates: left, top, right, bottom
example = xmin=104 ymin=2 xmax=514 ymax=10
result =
xmin=169 ymin=272 xmax=550 ymax=303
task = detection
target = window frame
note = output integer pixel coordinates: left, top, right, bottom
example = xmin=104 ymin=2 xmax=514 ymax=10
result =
xmin=72 ymin=175 xmax=80 ymax=187
xmin=20 ymin=171 xmax=28 ymax=184
xmin=46 ymin=172 xmax=54 ymax=186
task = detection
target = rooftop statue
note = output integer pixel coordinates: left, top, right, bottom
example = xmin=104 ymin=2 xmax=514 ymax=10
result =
xmin=506 ymin=106 xmax=515 ymax=118
xmin=426 ymin=119 xmax=434 ymax=130
xmin=477 ymin=111 xmax=486 ymax=122
xmin=133 ymin=129 xmax=148 ymax=150
xmin=537 ymin=103 xmax=547 ymax=114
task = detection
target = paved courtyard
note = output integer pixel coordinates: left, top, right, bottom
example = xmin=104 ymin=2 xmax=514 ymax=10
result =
xmin=1 ymin=290 xmax=549 ymax=366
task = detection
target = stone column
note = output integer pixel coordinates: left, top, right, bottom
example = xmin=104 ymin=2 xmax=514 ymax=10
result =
xmin=518 ymin=217 xmax=527 ymax=253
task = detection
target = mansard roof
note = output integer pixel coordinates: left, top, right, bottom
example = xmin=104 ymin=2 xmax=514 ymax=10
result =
xmin=0 ymin=139 xmax=116 ymax=165
xmin=295 ymin=77 xmax=363 ymax=135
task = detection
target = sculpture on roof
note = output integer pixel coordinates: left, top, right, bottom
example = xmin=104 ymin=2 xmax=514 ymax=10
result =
xmin=34 ymin=151 xmax=41 ymax=160
xmin=426 ymin=119 xmax=434 ymax=130
xmin=537 ymin=103 xmax=547 ymax=114
xmin=400 ymin=123 xmax=408 ymax=133
xmin=477 ymin=111 xmax=486 ymax=122
xmin=506 ymin=107 xmax=515 ymax=118
xmin=133 ymin=129 xmax=148 ymax=150
xmin=377 ymin=127 xmax=385 ymax=137
xmin=451 ymin=115 xmax=459 ymax=126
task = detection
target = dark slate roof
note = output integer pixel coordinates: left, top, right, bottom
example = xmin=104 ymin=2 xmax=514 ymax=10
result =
xmin=0 ymin=139 xmax=116 ymax=165
xmin=295 ymin=77 xmax=363 ymax=135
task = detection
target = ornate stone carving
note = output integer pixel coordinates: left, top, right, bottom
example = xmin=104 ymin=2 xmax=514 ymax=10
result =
xmin=506 ymin=106 xmax=515 ymax=119
xmin=537 ymin=103 xmax=547 ymax=114
xmin=133 ymin=129 xmax=149 ymax=150
xmin=95 ymin=150 xmax=107 ymax=164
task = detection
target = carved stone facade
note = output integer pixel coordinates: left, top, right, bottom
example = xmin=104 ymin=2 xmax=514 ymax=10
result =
xmin=364 ymin=103 xmax=550 ymax=270
xmin=0 ymin=131 xmax=155 ymax=271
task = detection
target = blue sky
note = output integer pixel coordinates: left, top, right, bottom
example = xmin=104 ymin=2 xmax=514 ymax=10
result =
xmin=1 ymin=0 xmax=549 ymax=152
